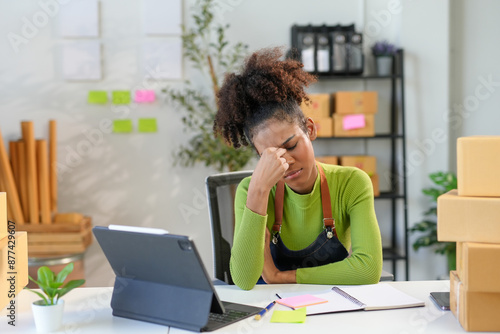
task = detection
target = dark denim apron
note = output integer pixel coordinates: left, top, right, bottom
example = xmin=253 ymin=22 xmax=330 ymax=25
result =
xmin=270 ymin=162 xmax=348 ymax=271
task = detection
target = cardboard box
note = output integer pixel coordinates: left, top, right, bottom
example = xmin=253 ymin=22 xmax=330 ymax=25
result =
xmin=314 ymin=117 xmax=334 ymax=137
xmin=316 ymin=156 xmax=338 ymax=165
xmin=450 ymin=270 xmax=500 ymax=332
xmin=457 ymin=242 xmax=500 ymax=292
xmin=457 ymin=136 xmax=500 ymax=197
xmin=371 ymin=173 xmax=380 ymax=197
xmin=334 ymin=91 xmax=378 ymax=114
xmin=340 ymin=156 xmax=377 ymax=176
xmin=1 ymin=231 xmax=28 ymax=311
xmin=1 ymin=193 xmax=6 ymax=241
xmin=333 ymin=114 xmax=375 ymax=137
xmin=437 ymin=190 xmax=500 ymax=243
xmin=301 ymin=94 xmax=332 ymax=118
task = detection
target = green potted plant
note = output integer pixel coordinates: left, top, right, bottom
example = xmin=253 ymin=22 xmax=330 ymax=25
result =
xmin=409 ymin=171 xmax=457 ymax=274
xmin=25 ymin=262 xmax=85 ymax=333
xmin=371 ymin=40 xmax=397 ymax=76
xmin=163 ymin=0 xmax=255 ymax=173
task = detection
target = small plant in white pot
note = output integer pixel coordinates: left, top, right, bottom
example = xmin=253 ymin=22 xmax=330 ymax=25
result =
xmin=25 ymin=263 xmax=85 ymax=333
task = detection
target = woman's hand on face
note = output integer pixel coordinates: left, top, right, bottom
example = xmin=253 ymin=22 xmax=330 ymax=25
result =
xmin=251 ymin=147 xmax=289 ymax=193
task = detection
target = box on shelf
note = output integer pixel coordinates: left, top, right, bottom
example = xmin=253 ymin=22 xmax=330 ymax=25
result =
xmin=333 ymin=114 xmax=375 ymax=137
xmin=437 ymin=190 xmax=500 ymax=243
xmin=371 ymin=173 xmax=380 ymax=197
xmin=0 ymin=231 xmax=28 ymax=310
xmin=301 ymin=94 xmax=332 ymax=118
xmin=450 ymin=270 xmax=500 ymax=332
xmin=316 ymin=156 xmax=338 ymax=165
xmin=334 ymin=91 xmax=378 ymax=114
xmin=17 ymin=216 xmax=92 ymax=257
xmin=457 ymin=136 xmax=500 ymax=197
xmin=340 ymin=156 xmax=377 ymax=176
xmin=314 ymin=117 xmax=334 ymax=137
xmin=1 ymin=193 xmax=6 ymax=241
xmin=456 ymin=242 xmax=500 ymax=293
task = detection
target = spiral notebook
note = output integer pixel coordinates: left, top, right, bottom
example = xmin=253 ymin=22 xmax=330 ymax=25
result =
xmin=280 ymin=284 xmax=424 ymax=316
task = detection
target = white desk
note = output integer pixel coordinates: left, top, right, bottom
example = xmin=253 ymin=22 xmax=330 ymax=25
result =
xmin=0 ymin=280 xmax=474 ymax=334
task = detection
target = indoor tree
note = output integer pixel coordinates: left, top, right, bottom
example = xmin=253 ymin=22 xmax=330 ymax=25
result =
xmin=163 ymin=0 xmax=254 ymax=172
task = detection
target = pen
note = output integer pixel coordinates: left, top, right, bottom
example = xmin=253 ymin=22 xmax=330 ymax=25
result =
xmin=254 ymin=301 xmax=276 ymax=320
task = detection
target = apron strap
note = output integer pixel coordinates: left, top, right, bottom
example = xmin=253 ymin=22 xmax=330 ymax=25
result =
xmin=273 ymin=161 xmax=337 ymax=238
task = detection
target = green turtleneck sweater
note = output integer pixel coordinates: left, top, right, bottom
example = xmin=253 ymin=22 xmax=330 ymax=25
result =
xmin=230 ymin=163 xmax=383 ymax=290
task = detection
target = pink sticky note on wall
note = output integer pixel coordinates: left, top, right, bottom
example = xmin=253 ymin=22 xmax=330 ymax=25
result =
xmin=135 ymin=90 xmax=156 ymax=103
xmin=343 ymin=114 xmax=366 ymax=130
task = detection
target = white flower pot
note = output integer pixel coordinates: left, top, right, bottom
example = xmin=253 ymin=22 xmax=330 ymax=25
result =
xmin=375 ymin=56 xmax=393 ymax=76
xmin=32 ymin=299 xmax=64 ymax=333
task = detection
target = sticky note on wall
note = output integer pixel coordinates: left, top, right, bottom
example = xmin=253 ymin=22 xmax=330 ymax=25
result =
xmin=112 ymin=91 xmax=131 ymax=104
xmin=88 ymin=91 xmax=108 ymax=104
xmin=135 ymin=90 xmax=156 ymax=103
xmin=343 ymin=114 xmax=366 ymax=130
xmin=113 ymin=120 xmax=133 ymax=133
xmin=138 ymin=118 xmax=158 ymax=133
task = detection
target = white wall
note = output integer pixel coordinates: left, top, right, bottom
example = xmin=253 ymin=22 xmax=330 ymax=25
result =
xmin=449 ymin=0 xmax=500 ymax=169
xmin=0 ymin=0 xmax=461 ymax=285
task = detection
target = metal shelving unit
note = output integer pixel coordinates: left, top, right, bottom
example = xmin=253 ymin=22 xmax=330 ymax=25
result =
xmin=311 ymin=49 xmax=408 ymax=280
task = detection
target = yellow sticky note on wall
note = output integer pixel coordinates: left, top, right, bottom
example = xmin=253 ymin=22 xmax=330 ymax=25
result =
xmin=138 ymin=118 xmax=157 ymax=133
xmin=113 ymin=120 xmax=133 ymax=133
xmin=112 ymin=91 xmax=131 ymax=104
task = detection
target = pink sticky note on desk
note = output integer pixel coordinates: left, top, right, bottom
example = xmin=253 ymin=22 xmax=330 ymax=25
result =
xmin=134 ymin=90 xmax=156 ymax=103
xmin=343 ymin=114 xmax=366 ymax=130
xmin=276 ymin=294 xmax=328 ymax=309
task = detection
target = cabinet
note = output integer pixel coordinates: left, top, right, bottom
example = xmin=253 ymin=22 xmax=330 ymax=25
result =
xmin=310 ymin=50 xmax=408 ymax=280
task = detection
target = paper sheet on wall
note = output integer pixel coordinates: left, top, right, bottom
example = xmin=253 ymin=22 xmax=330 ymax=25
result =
xmin=143 ymin=0 xmax=182 ymax=35
xmin=59 ymin=0 xmax=99 ymax=37
xmin=61 ymin=41 xmax=101 ymax=81
xmin=143 ymin=39 xmax=182 ymax=80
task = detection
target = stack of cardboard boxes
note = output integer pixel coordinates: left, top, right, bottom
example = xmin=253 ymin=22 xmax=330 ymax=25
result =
xmin=340 ymin=156 xmax=379 ymax=196
xmin=300 ymin=91 xmax=377 ymax=137
xmin=0 ymin=192 xmax=28 ymax=310
xmin=437 ymin=136 xmax=500 ymax=332
xmin=333 ymin=92 xmax=377 ymax=137
xmin=301 ymin=94 xmax=333 ymax=137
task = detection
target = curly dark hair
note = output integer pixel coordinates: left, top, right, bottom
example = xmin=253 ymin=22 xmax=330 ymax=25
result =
xmin=213 ymin=47 xmax=317 ymax=149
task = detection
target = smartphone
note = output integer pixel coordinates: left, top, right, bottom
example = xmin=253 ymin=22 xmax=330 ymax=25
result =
xmin=430 ymin=292 xmax=450 ymax=310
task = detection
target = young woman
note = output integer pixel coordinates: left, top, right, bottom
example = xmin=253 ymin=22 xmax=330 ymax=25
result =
xmin=214 ymin=47 xmax=382 ymax=290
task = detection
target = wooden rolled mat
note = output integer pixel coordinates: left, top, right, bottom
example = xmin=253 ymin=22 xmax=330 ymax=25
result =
xmin=49 ymin=120 xmax=57 ymax=214
xmin=0 ymin=127 xmax=25 ymax=223
xmin=36 ymin=140 xmax=51 ymax=224
xmin=17 ymin=141 xmax=30 ymax=220
xmin=9 ymin=141 xmax=21 ymax=190
xmin=21 ymin=121 xmax=39 ymax=224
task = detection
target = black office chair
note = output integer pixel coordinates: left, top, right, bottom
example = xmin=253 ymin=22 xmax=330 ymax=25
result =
xmin=205 ymin=170 xmax=253 ymax=285
xmin=205 ymin=170 xmax=394 ymax=284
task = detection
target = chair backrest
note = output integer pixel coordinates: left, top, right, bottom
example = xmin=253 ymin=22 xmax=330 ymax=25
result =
xmin=205 ymin=170 xmax=253 ymax=285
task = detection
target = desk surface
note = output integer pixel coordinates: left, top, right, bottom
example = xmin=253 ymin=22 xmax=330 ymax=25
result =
xmin=0 ymin=280 xmax=474 ymax=334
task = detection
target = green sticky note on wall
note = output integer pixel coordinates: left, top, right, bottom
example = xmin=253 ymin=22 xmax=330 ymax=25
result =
xmin=113 ymin=119 xmax=133 ymax=133
xmin=88 ymin=91 xmax=108 ymax=104
xmin=112 ymin=91 xmax=131 ymax=104
xmin=270 ymin=308 xmax=306 ymax=323
xmin=138 ymin=118 xmax=158 ymax=133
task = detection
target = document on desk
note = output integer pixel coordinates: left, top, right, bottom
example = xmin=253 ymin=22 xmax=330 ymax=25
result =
xmin=280 ymin=283 xmax=425 ymax=316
